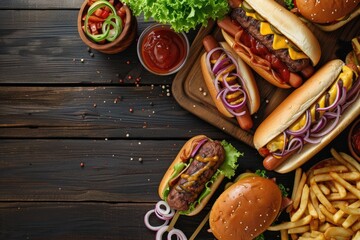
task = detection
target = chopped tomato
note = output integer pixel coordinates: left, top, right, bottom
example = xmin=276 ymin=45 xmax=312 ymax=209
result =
xmin=100 ymin=9 xmax=110 ymax=19
xmin=94 ymin=8 xmax=103 ymax=17
xmin=88 ymin=15 xmax=105 ymax=22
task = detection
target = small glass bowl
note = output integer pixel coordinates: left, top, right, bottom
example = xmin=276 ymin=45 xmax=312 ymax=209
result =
xmin=137 ymin=24 xmax=190 ymax=76
xmin=348 ymin=118 xmax=360 ymax=162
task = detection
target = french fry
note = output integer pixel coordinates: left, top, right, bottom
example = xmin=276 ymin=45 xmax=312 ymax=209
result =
xmin=281 ymin=229 xmax=289 ymax=240
xmin=339 ymin=152 xmax=360 ymax=172
xmin=288 ymin=225 xmax=311 ymax=234
xmin=267 ymin=215 xmax=312 ymax=231
xmin=313 ymin=165 xmax=349 ymax=175
xmin=351 ymin=220 xmax=360 ymax=231
xmin=310 ymin=188 xmax=326 ymax=222
xmin=318 ymin=183 xmax=331 ymax=195
xmin=352 ymin=229 xmax=360 ymax=239
xmin=334 ymin=181 xmax=347 ymax=199
xmin=313 ymin=172 xmax=360 ymax=182
xmin=327 ymin=192 xmax=357 ymax=201
xmin=292 ymin=184 xmax=310 ymax=222
xmin=310 ymin=177 xmax=337 ymax=213
xmin=331 ymin=148 xmax=357 ymax=172
xmin=294 ymin=172 xmax=308 ymax=210
xmin=288 ymin=168 xmax=303 ymax=213
xmin=324 ymin=226 xmax=354 ymax=240
xmin=330 ymin=172 xmax=360 ymax=199
xmin=308 ymin=201 xmax=319 ymax=219
xmin=342 ymin=214 xmax=359 ymax=229
xmin=283 ymin=149 xmax=359 ymax=240
xmin=309 ymin=218 xmax=319 ymax=231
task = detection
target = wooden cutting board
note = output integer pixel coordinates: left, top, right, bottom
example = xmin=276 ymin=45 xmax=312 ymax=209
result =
xmin=172 ymin=17 xmax=360 ymax=148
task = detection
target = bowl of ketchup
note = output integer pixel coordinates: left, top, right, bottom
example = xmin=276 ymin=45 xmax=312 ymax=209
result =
xmin=137 ymin=24 xmax=189 ymax=75
xmin=348 ymin=118 xmax=360 ymax=162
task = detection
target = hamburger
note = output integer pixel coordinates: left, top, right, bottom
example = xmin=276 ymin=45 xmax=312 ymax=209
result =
xmin=284 ymin=0 xmax=360 ymax=31
xmin=209 ymin=172 xmax=287 ymax=240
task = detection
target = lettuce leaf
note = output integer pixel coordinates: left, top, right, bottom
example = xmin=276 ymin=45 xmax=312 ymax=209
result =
xmin=122 ymin=0 xmax=229 ymax=32
xmin=219 ymin=140 xmax=241 ymax=179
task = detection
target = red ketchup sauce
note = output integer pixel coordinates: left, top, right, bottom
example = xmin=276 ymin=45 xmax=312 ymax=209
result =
xmin=351 ymin=122 xmax=360 ymax=156
xmin=140 ymin=26 xmax=188 ymax=75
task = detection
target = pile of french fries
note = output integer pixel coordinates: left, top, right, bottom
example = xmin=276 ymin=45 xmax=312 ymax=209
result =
xmin=268 ymin=148 xmax=360 ymax=240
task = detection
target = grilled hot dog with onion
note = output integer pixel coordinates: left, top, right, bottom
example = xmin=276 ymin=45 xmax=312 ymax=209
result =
xmin=158 ymin=135 xmax=240 ymax=216
xmin=201 ymin=35 xmax=260 ymax=131
xmin=254 ymin=59 xmax=360 ymax=173
xmin=218 ymin=0 xmax=321 ymax=88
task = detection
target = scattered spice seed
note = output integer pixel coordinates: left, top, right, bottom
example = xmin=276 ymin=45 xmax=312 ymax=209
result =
xmin=90 ymin=52 xmax=94 ymax=57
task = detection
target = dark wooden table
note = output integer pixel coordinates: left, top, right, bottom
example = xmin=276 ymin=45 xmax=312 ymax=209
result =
xmin=0 ymin=1 xmax=359 ymax=239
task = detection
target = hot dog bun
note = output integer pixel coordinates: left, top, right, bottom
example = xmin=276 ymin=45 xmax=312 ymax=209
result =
xmin=200 ymin=41 xmax=260 ymax=117
xmin=209 ymin=175 xmax=282 ymax=240
xmin=244 ymin=0 xmax=321 ymax=66
xmin=254 ymin=59 xmax=360 ymax=173
xmin=158 ymin=135 xmax=225 ymax=216
xmin=220 ymin=0 xmax=321 ymax=88
xmin=295 ymin=0 xmax=360 ymax=31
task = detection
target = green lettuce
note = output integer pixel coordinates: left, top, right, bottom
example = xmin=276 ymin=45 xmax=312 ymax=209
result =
xmin=122 ymin=0 xmax=230 ymax=32
xmin=284 ymin=0 xmax=294 ymax=10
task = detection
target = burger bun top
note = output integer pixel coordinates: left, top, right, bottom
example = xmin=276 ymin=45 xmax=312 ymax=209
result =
xmin=209 ymin=176 xmax=282 ymax=240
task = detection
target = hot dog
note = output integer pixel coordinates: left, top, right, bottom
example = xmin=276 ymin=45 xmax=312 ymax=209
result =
xmin=200 ymin=35 xmax=260 ymax=131
xmin=158 ymin=135 xmax=240 ymax=216
xmin=218 ymin=0 xmax=321 ymax=88
xmin=253 ymin=59 xmax=360 ymax=173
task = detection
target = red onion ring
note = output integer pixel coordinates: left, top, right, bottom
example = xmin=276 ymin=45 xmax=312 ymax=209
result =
xmin=310 ymin=105 xmax=341 ymax=138
xmin=190 ymin=138 xmax=208 ymax=158
xmin=286 ymin=110 xmax=311 ymax=136
xmin=144 ymin=209 xmax=170 ymax=231
xmin=155 ymin=225 xmax=187 ymax=240
xmin=155 ymin=200 xmax=175 ymax=220
xmin=317 ymin=82 xmax=341 ymax=111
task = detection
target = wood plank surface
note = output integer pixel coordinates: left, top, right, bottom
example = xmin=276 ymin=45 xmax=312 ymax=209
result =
xmin=1 ymin=1 xmax=359 ymax=240
xmin=0 ymin=86 xmax=227 ymax=138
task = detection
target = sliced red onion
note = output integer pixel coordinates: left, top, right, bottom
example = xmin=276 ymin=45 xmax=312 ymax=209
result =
xmin=343 ymin=88 xmax=360 ymax=110
xmin=168 ymin=228 xmax=188 ymax=240
xmin=337 ymin=86 xmax=347 ymax=107
xmin=213 ymin=55 xmax=229 ymax=75
xmin=287 ymin=137 xmax=303 ymax=153
xmin=155 ymin=200 xmax=175 ymax=220
xmin=144 ymin=209 xmax=170 ymax=231
xmin=317 ymin=82 xmax=341 ymax=111
xmin=155 ymin=226 xmax=188 ymax=240
xmin=190 ymin=138 xmax=208 ymax=158
xmin=220 ymin=88 xmax=247 ymax=111
xmin=311 ymin=116 xmax=327 ymax=133
xmin=155 ymin=226 xmax=169 ymax=240
xmin=286 ymin=110 xmax=311 ymax=136
xmin=346 ymin=76 xmax=360 ymax=100
xmin=311 ymin=105 xmax=341 ymax=138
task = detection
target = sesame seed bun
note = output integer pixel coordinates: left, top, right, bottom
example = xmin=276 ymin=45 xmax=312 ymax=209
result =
xmin=296 ymin=0 xmax=360 ymax=31
xmin=209 ymin=176 xmax=282 ymax=240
